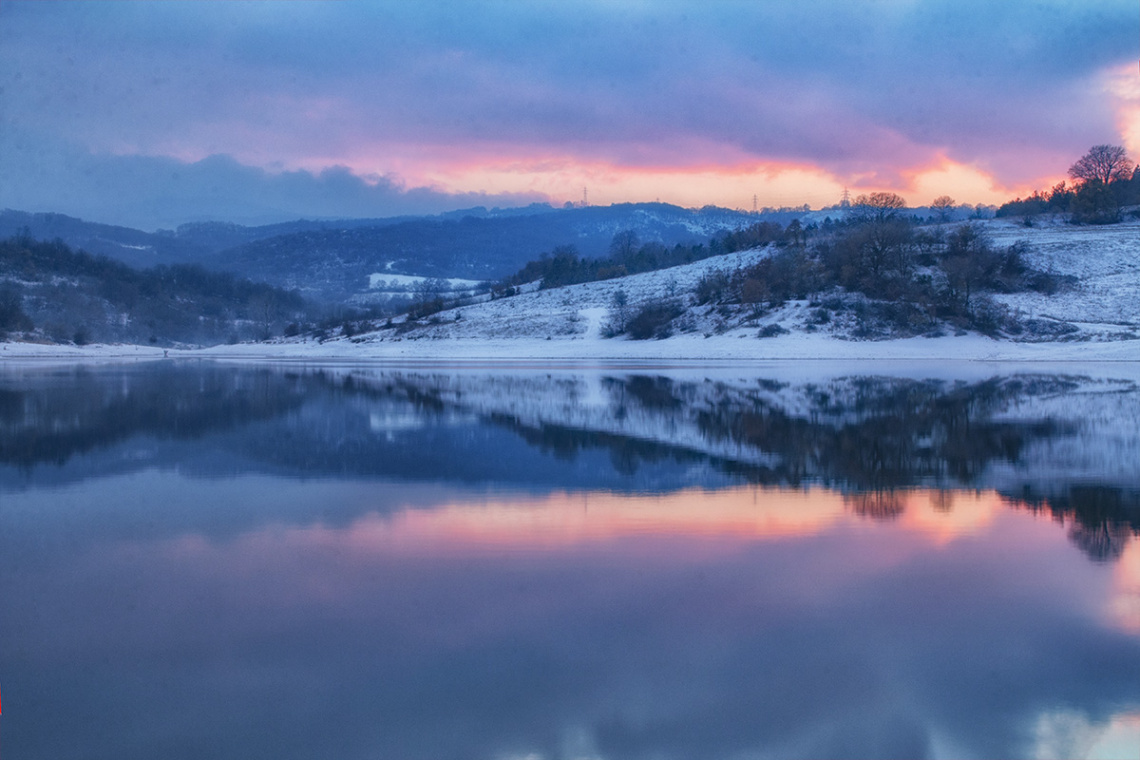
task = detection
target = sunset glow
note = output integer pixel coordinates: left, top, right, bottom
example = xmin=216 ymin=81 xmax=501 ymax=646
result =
xmin=1106 ymin=62 xmax=1140 ymax=157
xmin=407 ymin=157 xmax=850 ymax=211
xmin=1112 ymin=538 xmax=1140 ymax=634
xmin=1 ymin=1 xmax=1136 ymax=227
xmin=157 ymin=486 xmax=1024 ymax=563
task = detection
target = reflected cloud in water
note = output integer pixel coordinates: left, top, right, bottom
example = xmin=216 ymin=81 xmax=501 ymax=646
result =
xmin=4 ymin=476 xmax=1140 ymax=759
xmin=1 ymin=362 xmax=1140 ymax=759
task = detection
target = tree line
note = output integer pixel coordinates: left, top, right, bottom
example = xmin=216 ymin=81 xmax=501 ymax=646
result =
xmin=0 ymin=232 xmax=307 ymax=345
xmin=998 ymin=144 xmax=1139 ymax=224
xmin=687 ymin=211 xmax=1063 ymax=338
xmin=499 ymin=233 xmax=717 ymax=292
xmin=589 ymin=189 xmax=1065 ymax=341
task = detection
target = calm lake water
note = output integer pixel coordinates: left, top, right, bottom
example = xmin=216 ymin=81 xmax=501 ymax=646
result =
xmin=1 ymin=361 xmax=1139 ymax=760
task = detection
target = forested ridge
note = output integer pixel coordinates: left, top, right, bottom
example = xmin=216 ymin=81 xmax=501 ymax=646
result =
xmin=0 ymin=233 xmax=306 ymax=346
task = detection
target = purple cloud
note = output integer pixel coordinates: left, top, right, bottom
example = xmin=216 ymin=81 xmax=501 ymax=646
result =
xmin=1 ymin=0 xmax=1135 ymax=225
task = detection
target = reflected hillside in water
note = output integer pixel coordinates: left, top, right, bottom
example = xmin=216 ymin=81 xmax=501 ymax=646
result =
xmin=1 ymin=361 xmax=1138 ymax=559
xmin=0 ymin=364 xmax=308 ymax=467
xmin=3 ymin=362 xmax=1140 ymax=759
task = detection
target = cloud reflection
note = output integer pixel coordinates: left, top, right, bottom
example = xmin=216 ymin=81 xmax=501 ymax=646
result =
xmin=1111 ymin=540 xmax=1140 ymax=634
xmin=4 ymin=482 xmax=1139 ymax=760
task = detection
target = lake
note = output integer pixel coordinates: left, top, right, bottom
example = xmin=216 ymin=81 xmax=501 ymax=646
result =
xmin=1 ymin=360 xmax=1138 ymax=759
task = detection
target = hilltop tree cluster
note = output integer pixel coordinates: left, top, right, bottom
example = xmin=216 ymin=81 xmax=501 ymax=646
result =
xmin=998 ymin=145 xmax=1139 ymax=224
xmin=681 ymin=203 xmax=1065 ymax=340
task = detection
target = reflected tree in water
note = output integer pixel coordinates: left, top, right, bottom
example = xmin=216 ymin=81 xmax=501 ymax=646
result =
xmin=1016 ymin=486 xmax=1140 ymax=562
xmin=1 ymin=364 xmax=1137 ymax=563
xmin=845 ymin=490 xmax=908 ymax=521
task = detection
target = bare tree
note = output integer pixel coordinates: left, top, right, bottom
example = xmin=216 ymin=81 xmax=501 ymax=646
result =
xmin=609 ymin=230 xmax=640 ymax=262
xmin=609 ymin=288 xmax=630 ymax=332
xmin=1068 ymin=144 xmax=1134 ymax=185
xmin=852 ymin=192 xmax=907 ymax=223
xmin=930 ymin=195 xmax=955 ymax=223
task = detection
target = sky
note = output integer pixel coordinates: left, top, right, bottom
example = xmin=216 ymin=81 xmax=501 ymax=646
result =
xmin=1 ymin=0 xmax=1137 ymax=229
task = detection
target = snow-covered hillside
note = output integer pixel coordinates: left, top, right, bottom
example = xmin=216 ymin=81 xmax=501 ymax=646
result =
xmin=3 ymin=215 xmax=1138 ymax=362
xmin=378 ymin=246 xmax=769 ymax=343
xmin=987 ymin=216 xmax=1140 ymax=330
xmin=179 ymin=216 xmax=1139 ymax=361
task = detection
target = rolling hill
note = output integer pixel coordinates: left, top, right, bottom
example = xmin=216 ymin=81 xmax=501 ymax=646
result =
xmin=3 ymin=203 xmax=759 ymax=301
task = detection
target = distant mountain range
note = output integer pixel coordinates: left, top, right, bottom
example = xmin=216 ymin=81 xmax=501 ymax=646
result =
xmin=1 ymin=203 xmax=764 ymax=299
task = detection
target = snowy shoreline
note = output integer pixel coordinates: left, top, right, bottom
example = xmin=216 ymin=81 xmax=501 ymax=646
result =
xmin=2 ymin=331 xmax=1139 ymax=366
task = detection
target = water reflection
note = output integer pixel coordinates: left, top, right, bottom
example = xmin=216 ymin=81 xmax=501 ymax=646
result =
xmin=2 ymin=362 xmax=1137 ymax=561
xmin=0 ymin=364 xmax=307 ymax=468
xmin=3 ymin=478 xmax=1140 ymax=760
xmin=1 ymin=362 xmax=1140 ymax=759
xmin=1113 ymin=540 xmax=1140 ymax=634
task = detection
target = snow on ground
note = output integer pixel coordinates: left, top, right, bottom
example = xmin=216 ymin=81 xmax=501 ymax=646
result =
xmin=189 ymin=221 xmax=1140 ymax=362
xmin=337 ymin=219 xmax=1140 ymax=359
xmin=984 ymin=216 xmax=1140 ymax=328
xmin=3 ymin=219 xmax=1139 ymax=365
xmin=0 ymin=341 xmax=168 ymax=366
xmin=178 ymin=330 xmax=1140 ymax=363
xmin=369 ymin=245 xmax=767 ymax=343
xmin=367 ymin=273 xmax=485 ymax=291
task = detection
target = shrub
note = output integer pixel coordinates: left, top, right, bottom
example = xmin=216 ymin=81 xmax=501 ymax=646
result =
xmin=627 ymin=300 xmax=685 ymax=340
xmin=1070 ymin=180 xmax=1120 ymax=224
xmin=694 ymin=271 xmax=731 ymax=305
xmin=0 ymin=287 xmax=32 ymax=335
xmin=741 ymin=277 xmax=767 ymax=305
xmin=1017 ymin=319 xmax=1080 ymax=340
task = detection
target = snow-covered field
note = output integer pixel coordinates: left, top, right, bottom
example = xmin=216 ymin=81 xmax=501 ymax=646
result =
xmin=2 ymin=216 xmax=1138 ymax=364
xmin=987 ymin=216 xmax=1140 ymax=330
xmin=367 ymin=273 xmax=485 ymax=292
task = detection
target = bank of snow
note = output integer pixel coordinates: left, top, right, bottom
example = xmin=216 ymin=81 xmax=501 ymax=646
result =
xmin=183 ymin=330 xmax=1138 ymax=363
xmin=0 ymin=342 xmax=169 ymax=364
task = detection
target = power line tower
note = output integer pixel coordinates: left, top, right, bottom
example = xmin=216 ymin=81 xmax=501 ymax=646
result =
xmin=840 ymin=187 xmax=851 ymax=208
xmin=752 ymin=194 xmax=758 ymax=213
xmin=582 ymin=187 xmax=588 ymax=207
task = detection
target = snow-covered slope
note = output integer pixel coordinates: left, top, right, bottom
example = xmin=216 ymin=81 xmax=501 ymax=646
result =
xmin=179 ymin=217 xmax=1139 ymax=361
xmin=986 ymin=216 xmax=1140 ymax=329
xmin=4 ymin=217 xmax=1139 ymax=362
xmin=379 ymin=246 xmax=769 ymax=342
